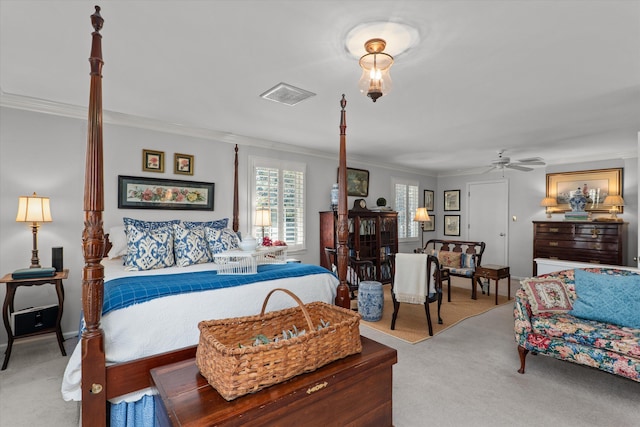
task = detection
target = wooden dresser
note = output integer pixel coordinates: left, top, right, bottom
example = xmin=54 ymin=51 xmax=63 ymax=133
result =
xmin=151 ymin=336 xmax=397 ymax=426
xmin=532 ymin=221 xmax=627 ymax=275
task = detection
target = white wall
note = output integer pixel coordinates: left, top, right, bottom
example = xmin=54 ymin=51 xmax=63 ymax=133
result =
xmin=0 ymin=106 xmax=435 ymax=346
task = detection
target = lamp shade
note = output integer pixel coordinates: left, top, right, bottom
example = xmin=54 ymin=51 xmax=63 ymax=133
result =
xmin=16 ymin=192 xmax=52 ymax=223
xmin=540 ymin=197 xmax=558 ymax=207
xmin=603 ymin=195 xmax=625 ymax=207
xmin=413 ymin=207 xmax=431 ymax=222
xmin=255 ymin=208 xmax=272 ymax=227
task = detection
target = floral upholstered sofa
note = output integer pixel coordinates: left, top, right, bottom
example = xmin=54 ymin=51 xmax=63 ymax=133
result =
xmin=514 ymin=267 xmax=640 ymax=382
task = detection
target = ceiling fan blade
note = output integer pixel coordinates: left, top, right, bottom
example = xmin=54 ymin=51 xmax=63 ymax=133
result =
xmin=482 ymin=166 xmax=497 ymax=174
xmin=517 ymin=157 xmax=545 ymax=165
xmin=506 ymin=164 xmax=533 ymax=172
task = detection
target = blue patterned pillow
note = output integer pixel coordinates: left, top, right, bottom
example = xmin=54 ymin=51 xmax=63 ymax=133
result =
xmin=182 ymin=218 xmax=228 ymax=230
xmin=205 ymin=227 xmax=240 ymax=255
xmin=124 ymin=224 xmax=175 ymax=271
xmin=173 ymin=224 xmax=212 ymax=267
xmin=123 ymin=217 xmax=180 ymax=231
xmin=570 ymin=269 xmax=640 ymax=329
xmin=461 ymin=253 xmax=476 ymax=269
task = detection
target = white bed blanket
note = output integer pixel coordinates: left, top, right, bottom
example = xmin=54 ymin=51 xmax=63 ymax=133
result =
xmin=61 ymin=259 xmax=339 ymax=403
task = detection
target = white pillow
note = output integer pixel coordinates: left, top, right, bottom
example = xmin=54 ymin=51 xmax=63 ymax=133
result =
xmin=107 ymin=226 xmax=127 ymax=259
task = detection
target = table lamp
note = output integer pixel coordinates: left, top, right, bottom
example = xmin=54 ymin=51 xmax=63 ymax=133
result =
xmin=540 ymin=197 xmax=557 ymax=218
xmin=16 ymin=192 xmax=53 ymax=268
xmin=603 ymin=195 xmax=624 ymax=221
xmin=255 ymin=208 xmax=272 ymax=241
xmin=413 ymin=207 xmax=431 ymax=248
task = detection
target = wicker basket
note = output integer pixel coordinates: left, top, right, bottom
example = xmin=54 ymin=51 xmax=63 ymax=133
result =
xmin=196 ymin=288 xmax=362 ymax=400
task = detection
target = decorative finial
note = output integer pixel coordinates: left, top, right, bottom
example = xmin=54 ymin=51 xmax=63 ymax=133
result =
xmin=91 ymin=5 xmax=103 ymax=32
xmin=340 ymin=94 xmax=346 ymax=110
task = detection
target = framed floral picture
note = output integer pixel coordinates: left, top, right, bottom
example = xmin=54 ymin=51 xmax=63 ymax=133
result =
xmin=118 ymin=175 xmax=214 ymax=210
xmin=174 ymin=153 xmax=194 ymax=175
xmin=142 ymin=149 xmax=164 ymax=173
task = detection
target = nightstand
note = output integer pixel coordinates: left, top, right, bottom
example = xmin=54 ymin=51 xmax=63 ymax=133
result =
xmin=0 ymin=269 xmax=68 ymax=370
xmin=473 ymin=264 xmax=510 ymax=305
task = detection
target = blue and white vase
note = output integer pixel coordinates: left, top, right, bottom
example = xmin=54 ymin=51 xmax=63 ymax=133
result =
xmin=358 ymin=281 xmax=384 ymax=322
xmin=569 ymin=188 xmax=587 ymax=212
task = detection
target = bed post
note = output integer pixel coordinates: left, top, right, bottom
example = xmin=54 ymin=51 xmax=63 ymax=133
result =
xmin=335 ymin=95 xmax=351 ymax=309
xmin=82 ymin=6 xmax=107 ymax=426
xmin=233 ymin=144 xmax=239 ymax=233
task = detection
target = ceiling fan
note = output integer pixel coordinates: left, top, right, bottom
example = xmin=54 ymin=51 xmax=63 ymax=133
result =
xmin=484 ymin=150 xmax=545 ymax=173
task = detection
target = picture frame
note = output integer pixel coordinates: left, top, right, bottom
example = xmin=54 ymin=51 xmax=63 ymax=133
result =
xmin=546 ymin=168 xmax=623 ymax=213
xmin=421 ymin=215 xmax=435 ymax=232
xmin=339 ymin=167 xmax=369 ymax=197
xmin=142 ymin=149 xmax=164 ymax=173
xmin=118 ymin=175 xmax=214 ymax=210
xmin=424 ymin=189 xmax=434 ymax=211
xmin=174 ymin=153 xmax=194 ymax=175
xmin=444 ymin=215 xmax=460 ymax=236
xmin=444 ymin=189 xmax=460 ymax=211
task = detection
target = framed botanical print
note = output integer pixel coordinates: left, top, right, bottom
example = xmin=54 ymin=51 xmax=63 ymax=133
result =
xmin=174 ymin=153 xmax=194 ymax=175
xmin=444 ymin=190 xmax=460 ymax=211
xmin=142 ymin=149 xmax=164 ymax=173
xmin=444 ymin=215 xmax=460 ymax=236
xmin=424 ymin=189 xmax=434 ymax=211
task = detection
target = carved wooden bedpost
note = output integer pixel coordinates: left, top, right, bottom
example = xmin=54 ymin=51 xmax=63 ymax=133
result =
xmin=233 ymin=144 xmax=239 ymax=233
xmin=82 ymin=6 xmax=107 ymax=426
xmin=335 ymin=95 xmax=351 ymax=309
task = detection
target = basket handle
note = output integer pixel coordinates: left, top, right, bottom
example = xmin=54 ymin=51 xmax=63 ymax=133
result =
xmin=260 ymin=288 xmax=315 ymax=331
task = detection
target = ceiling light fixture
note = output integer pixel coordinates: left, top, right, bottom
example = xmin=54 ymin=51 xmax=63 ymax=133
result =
xmin=358 ymin=38 xmax=394 ymax=102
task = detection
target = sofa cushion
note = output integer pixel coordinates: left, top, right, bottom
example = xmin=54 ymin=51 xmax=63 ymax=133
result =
xmin=570 ymin=269 xmax=640 ymax=329
xmin=521 ymin=278 xmax=572 ymax=315
xmin=438 ymin=251 xmax=461 ymax=268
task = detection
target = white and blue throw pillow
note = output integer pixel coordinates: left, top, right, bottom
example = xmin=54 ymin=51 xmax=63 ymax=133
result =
xmin=124 ymin=224 xmax=175 ymax=271
xmin=182 ymin=218 xmax=228 ymax=230
xmin=173 ymin=223 xmax=212 ymax=267
xmin=123 ymin=217 xmax=180 ymax=231
xmin=205 ymin=227 xmax=240 ymax=255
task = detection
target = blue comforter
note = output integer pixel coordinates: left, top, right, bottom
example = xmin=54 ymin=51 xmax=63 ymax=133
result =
xmin=103 ymin=263 xmax=330 ymax=315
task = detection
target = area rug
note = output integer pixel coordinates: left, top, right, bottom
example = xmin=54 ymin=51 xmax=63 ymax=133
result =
xmin=361 ymin=281 xmax=513 ymax=344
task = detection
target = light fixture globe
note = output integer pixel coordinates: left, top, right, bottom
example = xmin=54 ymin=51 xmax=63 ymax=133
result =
xmin=358 ymin=38 xmax=394 ymax=102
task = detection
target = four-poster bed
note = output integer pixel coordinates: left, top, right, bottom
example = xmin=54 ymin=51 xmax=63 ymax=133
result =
xmin=76 ymin=6 xmax=353 ymax=426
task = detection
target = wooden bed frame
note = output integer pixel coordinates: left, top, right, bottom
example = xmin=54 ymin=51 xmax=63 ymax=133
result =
xmin=80 ymin=7 xmax=350 ymax=425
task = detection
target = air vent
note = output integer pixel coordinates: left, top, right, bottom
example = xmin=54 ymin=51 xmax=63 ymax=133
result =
xmin=260 ymin=83 xmax=316 ymax=106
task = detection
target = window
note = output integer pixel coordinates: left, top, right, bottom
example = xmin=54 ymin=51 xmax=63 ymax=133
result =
xmin=251 ymin=157 xmax=306 ymax=251
xmin=393 ymin=178 xmax=419 ymax=240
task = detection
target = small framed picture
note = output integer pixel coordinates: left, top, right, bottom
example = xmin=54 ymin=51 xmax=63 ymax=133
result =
xmin=444 ymin=215 xmax=460 ymax=236
xmin=424 ymin=190 xmax=434 ymax=211
xmin=444 ymin=189 xmax=460 ymax=211
xmin=174 ymin=153 xmax=194 ymax=175
xmin=142 ymin=149 xmax=164 ymax=173
xmin=421 ymin=215 xmax=435 ymax=232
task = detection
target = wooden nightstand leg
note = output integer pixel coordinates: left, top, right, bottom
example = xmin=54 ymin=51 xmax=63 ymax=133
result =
xmin=495 ymin=279 xmax=499 ymax=305
xmin=54 ymin=280 xmax=66 ymax=356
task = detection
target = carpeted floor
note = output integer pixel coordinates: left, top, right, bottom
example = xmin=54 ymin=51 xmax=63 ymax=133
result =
xmin=362 ymin=284 xmax=511 ymax=343
xmin=1 ymin=289 xmax=638 ymax=427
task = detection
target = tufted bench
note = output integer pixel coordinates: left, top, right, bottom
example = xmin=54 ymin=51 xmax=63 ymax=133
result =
xmin=416 ymin=239 xmax=486 ymax=301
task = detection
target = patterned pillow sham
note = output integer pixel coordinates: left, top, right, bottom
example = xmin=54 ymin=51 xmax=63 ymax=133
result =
xmin=123 ymin=217 xmax=180 ymax=231
xmin=124 ymin=224 xmax=175 ymax=271
xmin=520 ymin=277 xmax=572 ymax=315
xmin=205 ymin=227 xmax=240 ymax=255
xmin=173 ymin=223 xmax=212 ymax=267
xmin=182 ymin=218 xmax=228 ymax=230
xmin=438 ymin=251 xmax=462 ymax=268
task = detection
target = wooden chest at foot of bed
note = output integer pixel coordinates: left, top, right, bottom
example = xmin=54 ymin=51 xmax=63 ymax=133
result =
xmin=151 ymin=336 xmax=397 ymax=427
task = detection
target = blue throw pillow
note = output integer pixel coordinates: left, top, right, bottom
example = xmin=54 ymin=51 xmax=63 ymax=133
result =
xmin=123 ymin=217 xmax=180 ymax=230
xmin=569 ymin=269 xmax=640 ymax=329
xmin=182 ymin=218 xmax=228 ymax=229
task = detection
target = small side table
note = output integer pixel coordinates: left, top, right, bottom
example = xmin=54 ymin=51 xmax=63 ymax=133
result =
xmin=0 ymin=269 xmax=68 ymax=370
xmin=473 ymin=264 xmax=510 ymax=305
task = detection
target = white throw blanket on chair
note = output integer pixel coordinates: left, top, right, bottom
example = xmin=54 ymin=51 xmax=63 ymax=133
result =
xmin=393 ymin=253 xmax=436 ymax=304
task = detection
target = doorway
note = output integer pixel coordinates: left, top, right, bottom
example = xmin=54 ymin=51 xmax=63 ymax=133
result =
xmin=467 ymin=180 xmax=509 ymax=266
